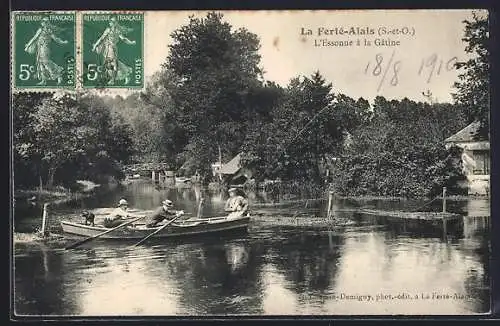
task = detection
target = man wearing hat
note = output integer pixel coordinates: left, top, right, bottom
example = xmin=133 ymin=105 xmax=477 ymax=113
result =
xmin=103 ymin=198 xmax=134 ymax=228
xmin=145 ymin=199 xmax=184 ymax=228
xmin=224 ymin=188 xmax=249 ymax=218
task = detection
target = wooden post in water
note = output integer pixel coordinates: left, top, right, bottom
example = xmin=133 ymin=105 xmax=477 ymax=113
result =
xmin=197 ymin=198 xmax=205 ymax=218
xmin=328 ymin=230 xmax=333 ymax=251
xmin=442 ymin=187 xmax=447 ymax=213
xmin=327 ymin=191 xmax=333 ymax=219
xmin=40 ymin=203 xmax=49 ymax=236
xmin=442 ymin=187 xmax=448 ymax=238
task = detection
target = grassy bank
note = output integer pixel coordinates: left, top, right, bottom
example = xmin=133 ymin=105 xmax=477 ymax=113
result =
xmin=14 ymin=180 xmax=102 ymax=206
xmin=15 ymin=189 xmax=71 ymax=202
xmin=332 ymin=194 xmax=489 ymax=201
xmin=249 ymin=193 xmax=489 ymax=209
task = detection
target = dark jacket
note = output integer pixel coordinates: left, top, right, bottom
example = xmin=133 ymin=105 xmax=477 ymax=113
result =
xmin=146 ymin=206 xmax=178 ymax=225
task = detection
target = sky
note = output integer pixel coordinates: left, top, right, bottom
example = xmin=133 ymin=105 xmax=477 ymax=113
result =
xmin=95 ymin=9 xmax=485 ymax=103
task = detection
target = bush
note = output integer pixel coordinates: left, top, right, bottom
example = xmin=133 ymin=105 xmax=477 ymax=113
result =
xmin=331 ymin=144 xmax=466 ymax=198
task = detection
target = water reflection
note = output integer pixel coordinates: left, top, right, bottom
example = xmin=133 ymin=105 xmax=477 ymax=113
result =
xmin=14 ymin=181 xmax=490 ymax=316
xmin=169 ymin=242 xmax=265 ymax=315
xmin=73 ymin=247 xmax=180 ymax=315
xmin=329 ymin=230 xmax=489 ymax=315
xmin=15 ymin=244 xmax=79 ymax=315
xmin=268 ymin=229 xmax=342 ymax=299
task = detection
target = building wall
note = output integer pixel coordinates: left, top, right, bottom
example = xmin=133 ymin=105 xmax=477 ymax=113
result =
xmin=467 ymin=174 xmax=490 ymax=196
xmin=472 ymin=150 xmax=490 ymax=175
xmin=447 ymin=141 xmax=490 ymax=196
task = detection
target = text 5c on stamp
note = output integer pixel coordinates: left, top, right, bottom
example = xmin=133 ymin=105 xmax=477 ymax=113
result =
xmin=13 ymin=12 xmax=76 ymax=89
xmin=82 ymin=12 xmax=144 ymax=89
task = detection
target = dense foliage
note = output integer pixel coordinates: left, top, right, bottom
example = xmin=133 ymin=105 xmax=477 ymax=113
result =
xmin=453 ymin=12 xmax=489 ymax=139
xmin=13 ymin=12 xmax=487 ymax=199
xmin=330 ymin=97 xmax=470 ymax=197
xmin=240 ymin=73 xmax=362 ymax=184
xmin=13 ymin=92 xmax=134 ymax=189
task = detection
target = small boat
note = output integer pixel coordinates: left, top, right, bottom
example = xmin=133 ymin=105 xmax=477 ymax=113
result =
xmin=60 ymin=213 xmax=251 ymax=240
xmin=175 ymin=176 xmax=191 ymax=184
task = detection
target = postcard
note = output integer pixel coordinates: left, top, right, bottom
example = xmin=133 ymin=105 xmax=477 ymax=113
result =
xmin=11 ymin=9 xmax=491 ymax=317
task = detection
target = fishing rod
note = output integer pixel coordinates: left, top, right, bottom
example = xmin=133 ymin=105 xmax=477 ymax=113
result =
xmin=269 ymin=104 xmax=335 ymax=175
xmin=270 ymin=96 xmax=367 ymax=172
xmin=279 ymin=104 xmax=334 ymax=153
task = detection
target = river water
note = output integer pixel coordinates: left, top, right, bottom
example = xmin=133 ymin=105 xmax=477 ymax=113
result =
xmin=13 ymin=180 xmax=491 ymax=316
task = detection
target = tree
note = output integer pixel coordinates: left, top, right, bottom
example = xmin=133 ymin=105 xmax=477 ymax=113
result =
xmin=332 ymin=143 xmax=465 ymax=198
xmin=131 ymin=70 xmax=186 ymax=166
xmin=13 ymin=92 xmax=136 ymax=189
xmin=334 ymin=96 xmax=468 ymax=197
xmin=13 ymin=92 xmax=54 ymax=188
xmin=243 ymin=72 xmax=355 ymax=183
xmin=78 ymin=94 xmax=135 ymax=164
xmin=240 ymin=72 xmax=371 ymax=184
xmin=274 ymin=72 xmax=336 ymax=181
xmin=166 ymin=12 xmax=264 ymax=179
xmin=32 ymin=94 xmax=99 ymax=188
xmin=453 ymin=11 xmax=489 ymax=139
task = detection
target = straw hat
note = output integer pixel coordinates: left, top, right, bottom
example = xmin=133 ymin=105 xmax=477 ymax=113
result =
xmin=118 ymin=199 xmax=128 ymax=207
xmin=162 ymin=199 xmax=173 ymax=207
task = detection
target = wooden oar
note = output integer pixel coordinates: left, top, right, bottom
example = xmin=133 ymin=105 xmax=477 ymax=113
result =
xmin=131 ymin=213 xmax=184 ymax=247
xmin=65 ymin=215 xmax=145 ymax=250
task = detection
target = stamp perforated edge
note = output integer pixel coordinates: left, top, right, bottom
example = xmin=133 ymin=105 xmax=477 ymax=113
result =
xmin=79 ymin=10 xmax=145 ymax=91
xmin=10 ymin=11 xmax=78 ymax=93
xmin=10 ymin=10 xmax=147 ymax=93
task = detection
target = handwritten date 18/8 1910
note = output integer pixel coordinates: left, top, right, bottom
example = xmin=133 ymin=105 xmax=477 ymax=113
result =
xmin=364 ymin=51 xmax=458 ymax=92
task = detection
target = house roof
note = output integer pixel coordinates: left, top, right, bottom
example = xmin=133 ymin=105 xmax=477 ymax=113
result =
xmin=219 ymin=153 xmax=242 ymax=175
xmin=445 ymin=122 xmax=483 ymax=143
xmin=456 ymin=142 xmax=490 ymax=151
xmin=179 ymin=157 xmax=195 ymax=171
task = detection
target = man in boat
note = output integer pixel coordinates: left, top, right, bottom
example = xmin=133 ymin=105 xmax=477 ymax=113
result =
xmin=145 ymin=199 xmax=184 ymax=228
xmin=103 ymin=198 xmax=135 ymax=228
xmin=224 ymin=188 xmax=249 ymax=218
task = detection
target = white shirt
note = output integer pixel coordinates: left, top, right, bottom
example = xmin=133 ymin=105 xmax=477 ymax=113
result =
xmin=110 ymin=207 xmax=130 ymax=219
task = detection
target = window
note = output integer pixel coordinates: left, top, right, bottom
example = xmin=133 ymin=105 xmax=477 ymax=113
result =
xmin=473 ymin=150 xmax=490 ymax=175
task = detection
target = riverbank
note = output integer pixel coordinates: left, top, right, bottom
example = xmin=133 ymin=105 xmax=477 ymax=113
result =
xmin=332 ymin=194 xmax=489 ymax=201
xmin=238 ymin=180 xmax=488 ymax=202
xmin=14 ymin=180 xmax=106 ymax=206
xmin=13 ymin=231 xmax=67 ymax=245
xmin=251 ymin=193 xmax=489 ymax=207
xmin=13 ymin=180 xmax=113 ymax=244
xmin=15 ymin=189 xmax=72 ymax=203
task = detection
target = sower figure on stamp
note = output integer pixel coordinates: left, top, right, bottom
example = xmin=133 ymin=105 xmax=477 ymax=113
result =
xmin=145 ymin=199 xmax=184 ymax=228
xmin=92 ymin=17 xmax=136 ymax=85
xmin=24 ymin=17 xmax=68 ymax=86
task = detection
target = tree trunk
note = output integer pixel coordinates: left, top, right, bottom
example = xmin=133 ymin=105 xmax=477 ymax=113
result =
xmin=46 ymin=166 xmax=57 ymax=189
xmin=315 ymin=132 xmax=321 ymax=183
xmin=37 ymin=163 xmax=44 ymax=192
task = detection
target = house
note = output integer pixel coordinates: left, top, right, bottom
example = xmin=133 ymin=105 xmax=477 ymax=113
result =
xmin=218 ymin=153 xmax=254 ymax=185
xmin=444 ymin=121 xmax=490 ymax=196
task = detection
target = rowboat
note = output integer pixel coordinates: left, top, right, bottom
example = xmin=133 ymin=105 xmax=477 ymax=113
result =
xmin=60 ymin=212 xmax=251 ymax=240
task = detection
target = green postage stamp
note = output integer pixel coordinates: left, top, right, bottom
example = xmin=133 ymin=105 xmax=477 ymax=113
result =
xmin=82 ymin=12 xmax=144 ymax=88
xmin=13 ymin=12 xmax=76 ymax=88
